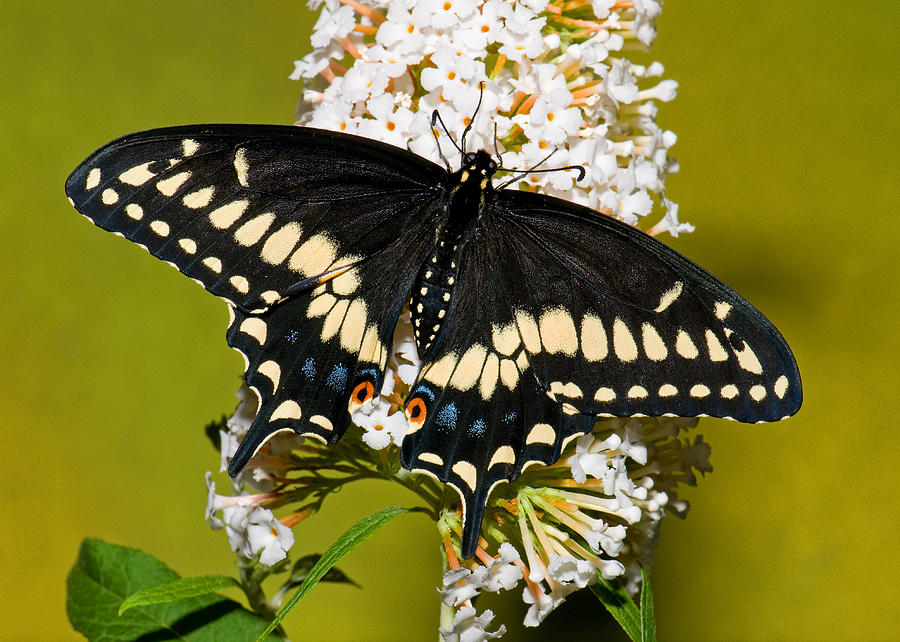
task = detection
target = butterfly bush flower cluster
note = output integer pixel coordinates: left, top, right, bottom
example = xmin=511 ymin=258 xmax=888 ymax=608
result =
xmin=205 ymin=0 xmax=711 ymax=636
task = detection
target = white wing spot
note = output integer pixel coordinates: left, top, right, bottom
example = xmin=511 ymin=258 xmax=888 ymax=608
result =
xmin=101 ymin=188 xmax=119 ymax=205
xmin=261 ymin=222 xmax=303 ymax=265
xmin=156 ymin=171 xmax=192 ymax=196
xmin=178 ymin=238 xmax=197 ymax=254
xmin=654 ymin=281 xmax=683 ymax=312
xmin=149 ymin=220 xmax=170 ymax=237
xmin=209 ymin=199 xmax=249 ymax=229
xmin=774 ymin=375 xmax=789 ymax=399
xmin=322 ymin=299 xmax=350 ymax=341
xmin=580 ymin=314 xmax=608 ymax=361
xmin=239 ymin=317 xmax=267 ymax=344
xmin=525 ymin=423 xmax=556 ymax=445
xmin=479 ymin=353 xmax=500 ymax=400
xmin=229 ymin=275 xmax=250 ymax=294
xmin=257 ymin=360 xmax=281 ymax=389
xmin=491 ymin=322 xmax=520 ymax=356
xmin=423 ymin=353 xmax=458 ymax=387
xmin=594 ymin=387 xmax=616 ymax=402
xmin=271 ymin=400 xmax=301 ymax=421
xmin=705 ymin=329 xmax=729 ymax=362
xmin=289 ymin=234 xmax=338 ymax=277
xmin=733 ymin=339 xmax=764 ymax=375
xmin=539 ymin=308 xmax=578 ymax=355
xmin=750 ymin=385 xmax=767 ymax=401
xmin=85 ymin=168 xmax=101 ymax=190
xmin=658 ymin=383 xmax=678 ymax=397
xmin=125 ymin=204 xmax=144 ymax=220
xmin=418 ymin=452 xmax=444 ymax=466
xmin=261 ymin=290 xmax=280 ymax=305
xmin=641 ymin=323 xmax=668 ymax=361
xmin=450 ymin=344 xmax=488 ymax=391
xmin=715 ymin=301 xmax=732 ymax=320
xmin=690 ymin=384 xmax=711 ymax=398
xmin=310 ymin=415 xmax=334 ymax=432
xmin=499 ymin=358 xmax=519 ymax=389
xmin=550 ymin=381 xmax=583 ymax=399
xmin=451 ymin=461 xmax=477 ymax=491
xmin=118 ymin=162 xmax=156 ymax=186
xmin=181 ymin=139 xmax=199 ymax=156
xmin=675 ymin=329 xmax=699 ymax=359
xmin=627 ymin=385 xmax=648 ymax=399
xmin=233 ymin=147 xmax=250 ymax=187
xmin=488 ymin=446 xmax=516 ymax=468
xmin=202 ymin=256 xmax=223 ymax=273
xmin=720 ymin=384 xmax=739 ymax=399
xmin=612 ymin=318 xmax=638 ymax=362
xmin=235 ymin=213 xmax=275 ymax=246
xmin=182 ymin=186 xmax=215 ymax=209
xmin=515 ymin=311 xmax=541 ymax=353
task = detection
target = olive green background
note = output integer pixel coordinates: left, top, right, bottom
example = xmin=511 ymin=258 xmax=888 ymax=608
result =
xmin=2 ymin=1 xmax=897 ymax=640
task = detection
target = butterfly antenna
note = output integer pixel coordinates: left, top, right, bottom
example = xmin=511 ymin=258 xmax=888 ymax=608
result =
xmin=492 ymin=121 xmax=502 ymax=163
xmin=497 ymin=149 xmax=586 ymax=190
xmin=460 ymin=81 xmax=485 ymax=156
xmin=431 ymin=109 xmax=463 ymax=167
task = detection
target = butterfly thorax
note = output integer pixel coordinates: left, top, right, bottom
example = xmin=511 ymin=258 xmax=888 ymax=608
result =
xmin=409 ymin=150 xmax=498 ymax=359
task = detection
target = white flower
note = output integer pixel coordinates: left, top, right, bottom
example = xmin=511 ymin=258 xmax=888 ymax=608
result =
xmin=440 ymin=605 xmax=506 ymax=642
xmin=245 ymin=507 xmax=295 ymax=566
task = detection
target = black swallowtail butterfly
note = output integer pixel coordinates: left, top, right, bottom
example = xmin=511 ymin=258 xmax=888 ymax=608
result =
xmin=66 ymin=123 xmax=801 ymax=557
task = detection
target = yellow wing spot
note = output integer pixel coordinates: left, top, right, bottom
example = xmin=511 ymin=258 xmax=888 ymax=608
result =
xmin=627 ymin=385 xmax=648 ymax=399
xmin=452 ymin=461 xmax=478 ymax=491
xmin=270 ymin=400 xmax=301 ymax=421
xmin=209 ymin=199 xmax=249 ymax=229
xmin=307 ymin=292 xmax=336 ymax=318
xmin=749 ymin=385 xmax=767 ymax=401
xmin=178 ymin=238 xmax=197 ymax=254
xmin=423 ymin=353 xmax=458 ymax=387
xmin=654 ymin=281 xmax=683 ymax=313
xmin=289 ymin=233 xmax=338 ymax=277
xmin=332 ymin=268 xmax=360 ymax=296
xmin=675 ymin=329 xmax=699 ymax=359
xmin=419 ymin=452 xmax=444 ymax=466
xmin=612 ymin=318 xmax=638 ymax=362
xmin=774 ymin=375 xmax=789 ymax=399
xmin=260 ymin=290 xmax=280 ymax=305
xmin=118 ymin=162 xmax=156 ymax=186
xmin=705 ymin=329 xmax=729 ymax=362
xmin=715 ymin=301 xmax=732 ymax=320
xmin=101 ymin=188 xmax=119 ymax=205
xmin=658 ymin=383 xmax=678 ymax=397
xmin=182 ymin=186 xmax=215 ymax=209
xmin=239 ymin=317 xmax=267 ymax=344
xmin=125 ymin=204 xmax=144 ymax=220
xmin=322 ymin=298 xmax=350 ymax=341
xmin=525 ymin=423 xmax=556 ymax=446
xmin=181 ymin=139 xmax=199 ymax=156
xmin=641 ymin=322 xmax=668 ymax=361
xmin=479 ymin=353 xmax=500 ymax=400
xmin=514 ymin=311 xmax=541 ymax=352
xmin=491 ymin=322 xmax=520 ymax=356
xmin=550 ymin=381 xmax=583 ymax=399
xmin=234 ymin=213 xmax=275 ymax=246
xmin=229 ymin=275 xmax=250 ymax=294
xmin=499 ymin=358 xmax=519 ymax=389
xmin=539 ymin=308 xmax=578 ymax=355
xmin=594 ymin=387 xmax=616 ymax=402
xmin=261 ymin=222 xmax=303 ymax=265
xmin=488 ymin=446 xmax=516 ymax=468
xmin=561 ymin=402 xmax=579 ymax=415
xmin=732 ymin=340 xmax=763 ymax=375
xmin=310 ymin=415 xmax=334 ymax=432
xmin=156 ymin=171 xmax=192 ymax=196
xmin=690 ymin=384 xmax=710 ymax=398
xmin=450 ymin=344 xmax=488 ymax=391
xmin=720 ymin=384 xmax=739 ymax=399
xmin=86 ymin=168 xmax=101 ymax=190
xmin=339 ymin=299 xmax=368 ymax=351
xmin=257 ymin=360 xmax=281 ymax=389
xmin=149 ymin=220 xmax=170 ymax=237
xmin=233 ymin=147 xmax=250 ymax=187
xmin=580 ymin=314 xmax=608 ymax=361
xmin=202 ymin=256 xmax=223 ymax=273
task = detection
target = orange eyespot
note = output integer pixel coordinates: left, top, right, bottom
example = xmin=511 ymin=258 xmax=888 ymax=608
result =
xmin=351 ymin=380 xmax=375 ymax=405
xmin=406 ymin=397 xmax=427 ymax=426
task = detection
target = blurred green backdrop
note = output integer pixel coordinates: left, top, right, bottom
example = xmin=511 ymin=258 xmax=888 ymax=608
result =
xmin=2 ymin=1 xmax=898 ymax=639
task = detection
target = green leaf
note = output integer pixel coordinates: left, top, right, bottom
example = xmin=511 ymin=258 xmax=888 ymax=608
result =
xmin=256 ymin=506 xmax=410 ymax=641
xmin=639 ymin=567 xmax=656 ymax=642
xmin=288 ymin=553 xmax=360 ymax=588
xmin=66 ymin=538 xmax=283 ymax=641
xmin=590 ymin=574 xmax=642 ymax=642
xmin=118 ymin=574 xmax=240 ymax=615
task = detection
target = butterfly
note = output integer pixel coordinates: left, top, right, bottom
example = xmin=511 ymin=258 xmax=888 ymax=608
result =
xmin=66 ymin=122 xmax=801 ymax=557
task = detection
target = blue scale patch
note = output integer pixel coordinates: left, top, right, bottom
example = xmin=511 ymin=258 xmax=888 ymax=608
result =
xmin=416 ymin=385 xmax=436 ymax=401
xmin=286 ymin=329 xmax=301 ymax=344
xmin=502 ymin=411 xmax=518 ymax=423
xmin=302 ymin=357 xmax=316 ymax=380
xmin=435 ymin=402 xmax=458 ymax=431
xmin=327 ymin=363 xmax=349 ymax=391
xmin=468 ymin=418 xmax=486 ymax=438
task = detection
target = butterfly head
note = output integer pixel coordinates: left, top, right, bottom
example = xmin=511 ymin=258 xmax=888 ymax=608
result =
xmin=459 ymin=150 xmax=498 ymax=189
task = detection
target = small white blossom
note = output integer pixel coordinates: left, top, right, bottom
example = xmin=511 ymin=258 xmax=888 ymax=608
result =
xmin=440 ymin=605 xmax=506 ymax=642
